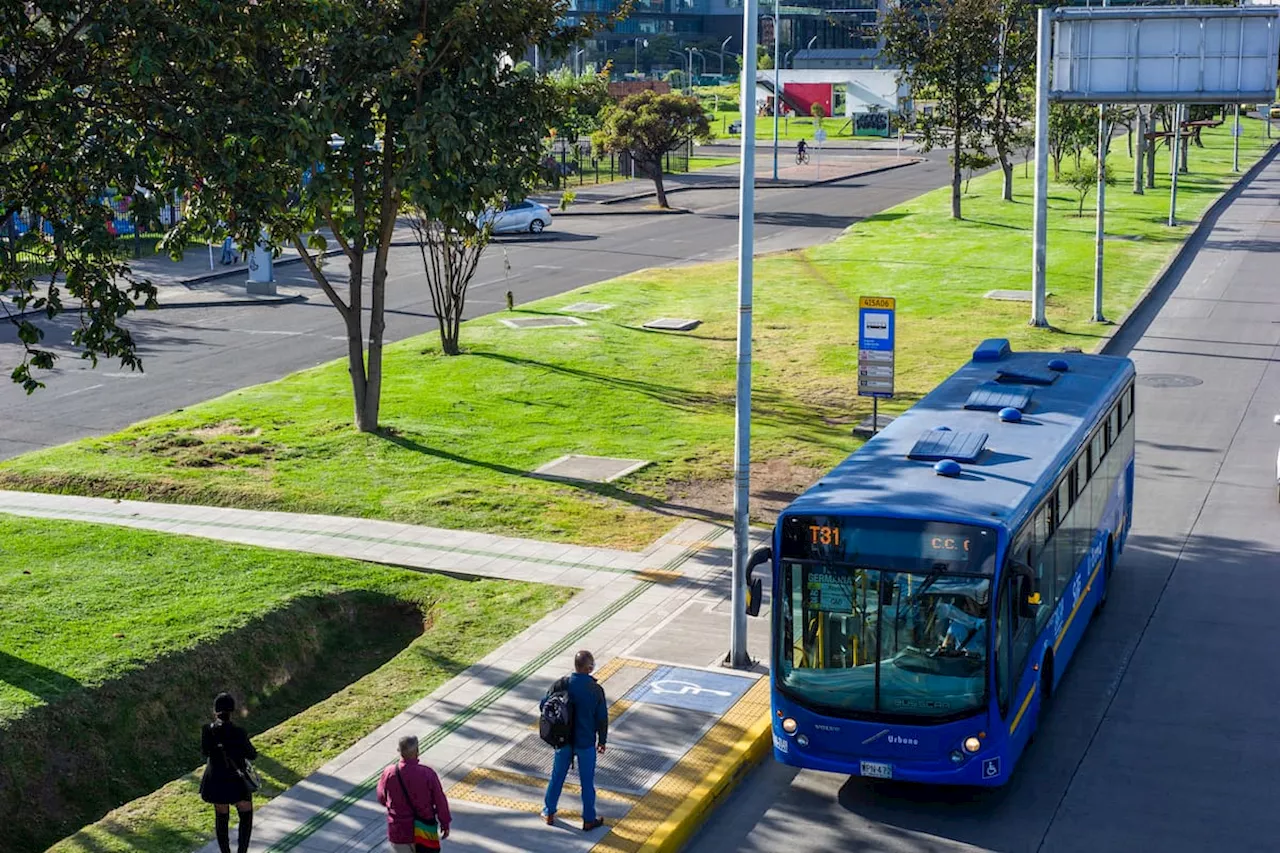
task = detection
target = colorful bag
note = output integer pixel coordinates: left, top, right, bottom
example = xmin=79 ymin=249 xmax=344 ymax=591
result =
xmin=395 ymin=767 xmax=441 ymax=851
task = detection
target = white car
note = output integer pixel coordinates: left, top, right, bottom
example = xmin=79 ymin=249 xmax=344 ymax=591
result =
xmin=478 ymin=200 xmax=553 ymax=234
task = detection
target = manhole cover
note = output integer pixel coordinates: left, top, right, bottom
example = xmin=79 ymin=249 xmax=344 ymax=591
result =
xmin=561 ymin=301 xmax=613 ymax=313
xmin=852 ymin=414 xmax=896 ymax=437
xmin=984 ymin=290 xmax=1034 ymax=302
xmin=642 ymin=317 xmax=702 ymax=331
xmin=1137 ymin=373 xmax=1202 ymax=388
xmin=499 ymin=316 xmax=586 ymax=329
xmin=534 ymin=454 xmax=650 ymax=483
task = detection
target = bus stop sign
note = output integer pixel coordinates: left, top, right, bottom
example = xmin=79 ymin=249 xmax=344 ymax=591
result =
xmin=858 ymin=296 xmax=895 ymax=398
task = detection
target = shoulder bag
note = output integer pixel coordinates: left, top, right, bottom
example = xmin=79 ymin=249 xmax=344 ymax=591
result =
xmin=395 ymin=766 xmax=442 ymax=851
xmin=217 ymin=726 xmax=262 ymax=794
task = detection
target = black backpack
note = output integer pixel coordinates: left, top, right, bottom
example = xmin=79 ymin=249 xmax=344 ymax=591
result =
xmin=539 ymin=676 xmax=575 ymax=748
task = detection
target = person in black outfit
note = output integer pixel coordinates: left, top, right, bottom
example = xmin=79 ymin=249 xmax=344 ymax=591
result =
xmin=200 ymin=692 xmax=257 ymax=853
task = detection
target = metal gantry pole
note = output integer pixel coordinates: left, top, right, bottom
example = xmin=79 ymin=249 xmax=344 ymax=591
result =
xmin=1031 ymin=7 xmax=1050 ymax=327
xmin=730 ymin=0 xmax=759 ymax=670
xmin=773 ymin=0 xmax=781 ymax=179
xmin=1093 ymin=105 xmax=1107 ymax=323
xmin=730 ymin=0 xmax=759 ymax=669
xmin=1233 ymin=103 xmax=1241 ymax=172
xmin=1169 ymin=104 xmax=1181 ymax=227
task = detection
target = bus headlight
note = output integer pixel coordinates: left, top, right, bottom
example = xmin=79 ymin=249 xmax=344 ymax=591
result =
xmin=950 ymin=750 xmax=964 ymax=765
xmin=797 ymin=734 xmax=809 ymax=747
xmin=781 ymin=717 xmax=797 ymax=734
xmin=963 ymin=736 xmax=982 ymax=754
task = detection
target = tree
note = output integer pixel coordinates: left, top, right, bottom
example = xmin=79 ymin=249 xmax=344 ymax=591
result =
xmin=405 ymin=68 xmax=557 ymax=356
xmin=758 ymin=46 xmax=774 ymax=71
xmin=152 ymin=0 xmax=580 ymax=433
xmin=547 ymin=66 xmax=613 ymax=145
xmin=594 ymin=91 xmax=713 ymax=208
xmin=1 ymin=1 xmax=164 ymax=392
xmin=989 ymin=0 xmax=1036 ymax=201
xmin=1048 ymin=103 xmax=1094 ymax=181
xmin=883 ymin=0 xmax=1000 ymax=219
xmin=1064 ymin=164 xmax=1116 ymax=217
xmin=811 ymin=103 xmax=826 ymax=128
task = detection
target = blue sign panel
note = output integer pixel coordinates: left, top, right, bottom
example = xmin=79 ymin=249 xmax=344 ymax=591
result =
xmin=857 ymin=296 xmax=896 ymax=399
xmin=625 ymin=666 xmax=754 ymax=715
xmin=982 ymin=757 xmax=1002 ymax=780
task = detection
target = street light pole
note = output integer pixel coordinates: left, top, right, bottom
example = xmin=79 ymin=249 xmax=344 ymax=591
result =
xmin=730 ymin=0 xmax=759 ymax=670
xmin=720 ymin=35 xmax=732 ymax=76
xmin=772 ymin=0 xmax=780 ymax=179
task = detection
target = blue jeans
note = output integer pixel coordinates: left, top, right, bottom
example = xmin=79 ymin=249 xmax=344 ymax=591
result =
xmin=543 ymin=746 xmax=597 ymax=822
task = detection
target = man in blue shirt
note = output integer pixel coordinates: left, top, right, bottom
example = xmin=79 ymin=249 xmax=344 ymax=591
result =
xmin=541 ymin=649 xmax=609 ymax=831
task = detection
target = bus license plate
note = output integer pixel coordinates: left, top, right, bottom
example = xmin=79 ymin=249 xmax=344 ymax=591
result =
xmin=860 ymin=761 xmax=893 ymax=779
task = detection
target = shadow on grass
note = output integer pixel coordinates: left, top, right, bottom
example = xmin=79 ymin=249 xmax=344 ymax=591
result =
xmin=3 ymin=590 xmax=423 ymax=853
xmin=0 ymin=650 xmax=83 ymax=703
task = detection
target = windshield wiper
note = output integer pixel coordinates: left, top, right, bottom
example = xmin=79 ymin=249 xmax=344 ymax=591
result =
xmin=908 ymin=561 xmax=949 ymax=604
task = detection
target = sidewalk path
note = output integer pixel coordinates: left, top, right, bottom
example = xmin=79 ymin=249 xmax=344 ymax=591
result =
xmin=0 ymin=491 xmax=773 ymax=852
xmin=0 ymin=491 xmax=650 ymax=588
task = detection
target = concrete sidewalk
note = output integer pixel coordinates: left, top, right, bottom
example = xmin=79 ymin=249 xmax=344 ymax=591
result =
xmin=0 ymin=492 xmax=774 ymax=853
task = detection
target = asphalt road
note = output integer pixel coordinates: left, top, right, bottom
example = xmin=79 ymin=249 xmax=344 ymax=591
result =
xmin=0 ymin=151 xmax=952 ymax=460
xmin=683 ymin=152 xmax=1280 ymax=852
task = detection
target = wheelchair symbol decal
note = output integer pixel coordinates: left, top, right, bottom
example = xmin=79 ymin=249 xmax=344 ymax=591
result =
xmin=649 ymin=680 xmax=732 ymax=697
xmin=982 ymin=757 xmax=1001 ymax=779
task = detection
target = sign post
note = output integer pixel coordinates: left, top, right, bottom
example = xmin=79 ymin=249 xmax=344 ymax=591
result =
xmin=857 ymin=296 xmax=895 ymax=434
xmin=814 ymin=127 xmax=826 ymax=180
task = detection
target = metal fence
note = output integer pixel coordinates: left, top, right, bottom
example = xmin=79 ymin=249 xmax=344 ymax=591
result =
xmin=538 ymin=140 xmax=694 ymax=190
xmin=2 ymin=192 xmax=190 ymax=267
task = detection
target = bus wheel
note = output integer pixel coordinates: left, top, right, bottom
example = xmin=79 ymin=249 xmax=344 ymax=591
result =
xmin=1038 ymin=654 xmax=1054 ymax=725
xmin=1098 ymin=538 xmax=1114 ymax=610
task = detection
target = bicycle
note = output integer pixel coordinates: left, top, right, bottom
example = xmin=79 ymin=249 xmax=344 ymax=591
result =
xmin=795 ymin=149 xmax=810 ymax=165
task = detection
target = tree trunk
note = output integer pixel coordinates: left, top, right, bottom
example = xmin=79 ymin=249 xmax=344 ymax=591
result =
xmin=1152 ymin=125 xmax=1162 ymax=188
xmin=1133 ymin=109 xmax=1145 ymax=195
xmin=650 ymin=158 xmax=669 ymax=208
xmin=951 ymin=120 xmax=961 ymax=219
xmin=1051 ymin=151 xmax=1062 ymax=181
xmin=1001 ymin=161 xmax=1013 ymax=201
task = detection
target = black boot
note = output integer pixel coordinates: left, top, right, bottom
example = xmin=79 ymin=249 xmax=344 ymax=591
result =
xmin=237 ymin=808 xmax=254 ymax=853
xmin=215 ymin=811 xmax=231 ymax=853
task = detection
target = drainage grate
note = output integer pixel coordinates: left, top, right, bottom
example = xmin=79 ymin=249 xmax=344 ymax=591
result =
xmin=984 ymin=290 xmax=1034 ymax=302
xmin=499 ymin=316 xmax=586 ymax=329
xmin=561 ymin=302 xmax=613 ymax=313
xmin=1137 ymin=373 xmax=1202 ymax=388
xmin=642 ymin=317 xmax=701 ymax=331
xmin=491 ymin=733 xmax=680 ymax=793
xmin=534 ymin=454 xmax=650 ymax=483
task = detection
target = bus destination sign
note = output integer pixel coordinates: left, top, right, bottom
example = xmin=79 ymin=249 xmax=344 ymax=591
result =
xmin=858 ymin=296 xmax=895 ymax=399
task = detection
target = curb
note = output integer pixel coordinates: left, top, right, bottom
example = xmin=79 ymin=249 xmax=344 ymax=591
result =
xmin=637 ymin=709 xmax=772 ymax=853
xmin=1096 ymin=139 xmax=1280 ymax=357
xmin=179 ymin=247 xmax=345 ymax=286
xmin=152 ymin=289 xmax=308 ymax=310
xmin=594 ymin=157 xmax=923 ymax=207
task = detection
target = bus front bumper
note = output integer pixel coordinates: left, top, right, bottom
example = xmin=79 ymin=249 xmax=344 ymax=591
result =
xmin=772 ymin=737 xmax=1009 ymax=786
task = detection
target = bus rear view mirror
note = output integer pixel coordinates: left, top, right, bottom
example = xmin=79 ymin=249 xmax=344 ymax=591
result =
xmin=1018 ymin=575 xmax=1037 ymax=620
xmin=744 ymin=546 xmax=772 ymax=617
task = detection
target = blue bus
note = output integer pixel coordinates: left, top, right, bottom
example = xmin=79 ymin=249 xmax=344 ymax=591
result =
xmin=752 ymin=339 xmax=1136 ymax=785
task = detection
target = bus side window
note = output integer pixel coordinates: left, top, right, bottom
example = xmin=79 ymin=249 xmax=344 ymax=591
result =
xmin=1054 ymin=476 xmax=1074 ymax=601
xmin=1033 ymin=504 xmax=1054 ymax=631
xmin=996 ymin=582 xmax=1011 ymax=715
xmin=1074 ymin=455 xmax=1091 ymax=565
xmin=1009 ymin=572 xmax=1035 ymax=686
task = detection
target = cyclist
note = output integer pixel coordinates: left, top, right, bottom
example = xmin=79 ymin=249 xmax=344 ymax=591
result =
xmin=796 ymin=138 xmax=808 ymax=164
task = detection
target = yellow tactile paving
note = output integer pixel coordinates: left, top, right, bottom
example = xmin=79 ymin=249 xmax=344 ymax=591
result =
xmin=633 ymin=569 xmax=683 ymax=584
xmin=589 ymin=676 xmax=771 ymax=853
xmin=595 ymin=657 xmax=657 ymax=683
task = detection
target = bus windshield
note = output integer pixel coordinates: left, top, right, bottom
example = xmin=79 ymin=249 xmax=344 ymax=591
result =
xmin=776 ymin=519 xmax=995 ymax=720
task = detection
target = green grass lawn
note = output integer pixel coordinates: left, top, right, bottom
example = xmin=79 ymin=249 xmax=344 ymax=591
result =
xmin=1 ymin=122 xmax=1269 ymax=550
xmin=0 ymin=516 xmax=569 ymax=852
